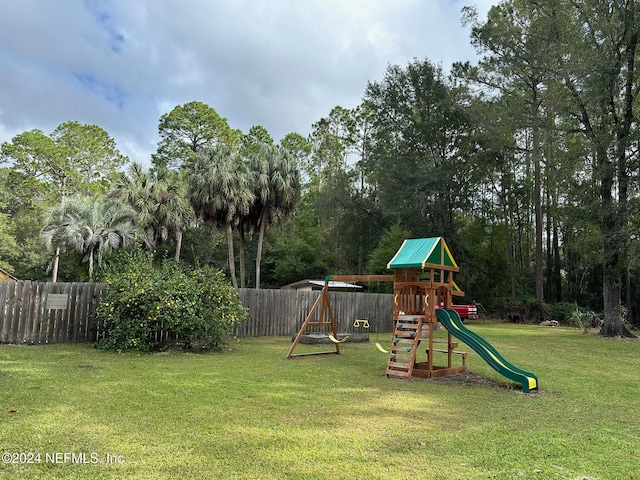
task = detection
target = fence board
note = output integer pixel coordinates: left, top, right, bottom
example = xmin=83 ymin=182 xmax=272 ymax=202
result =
xmin=9 ymin=281 xmax=23 ymax=343
xmin=1 ymin=281 xmax=10 ymax=343
xmin=88 ymin=284 xmax=103 ymax=341
xmin=17 ymin=280 xmax=30 ymax=342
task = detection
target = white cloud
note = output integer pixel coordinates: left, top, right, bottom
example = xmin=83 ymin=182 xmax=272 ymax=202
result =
xmin=0 ymin=0 xmax=495 ymax=165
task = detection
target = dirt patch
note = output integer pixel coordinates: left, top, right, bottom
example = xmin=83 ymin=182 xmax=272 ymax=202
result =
xmin=426 ymin=372 xmax=515 ymax=388
xmin=424 ymin=372 xmax=545 ymax=395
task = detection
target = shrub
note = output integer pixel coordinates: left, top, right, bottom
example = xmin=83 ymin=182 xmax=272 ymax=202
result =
xmin=492 ymin=297 xmax=552 ymax=323
xmin=492 ymin=297 xmax=526 ymax=321
xmin=95 ymin=252 xmax=250 ymax=352
xmin=548 ymin=302 xmax=577 ymax=324
xmin=525 ymin=298 xmax=550 ymax=323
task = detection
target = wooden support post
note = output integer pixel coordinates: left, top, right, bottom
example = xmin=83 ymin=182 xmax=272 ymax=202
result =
xmin=286 ymin=283 xmax=340 ymax=359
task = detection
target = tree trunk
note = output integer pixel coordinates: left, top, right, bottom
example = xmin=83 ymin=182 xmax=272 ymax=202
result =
xmin=626 ymin=267 xmax=634 ymax=326
xmin=599 ymin=267 xmax=634 ymax=337
xmin=505 ymin=219 xmax=516 ymax=300
xmin=255 ymin=209 xmax=267 ymax=290
xmin=225 ymin=221 xmax=238 ymax=289
xmin=239 ymin=227 xmax=246 ymax=289
xmin=51 ymin=246 xmax=60 ymax=283
xmin=545 ymin=189 xmax=552 ymax=303
xmin=88 ymin=249 xmax=94 ymax=282
xmin=532 ymin=101 xmax=544 ymax=302
xmin=597 ymin=149 xmax=635 ymax=338
xmin=500 ymin=175 xmax=517 ymax=299
xmin=553 ymin=218 xmax=562 ymax=302
xmin=174 ymin=230 xmax=183 ymax=262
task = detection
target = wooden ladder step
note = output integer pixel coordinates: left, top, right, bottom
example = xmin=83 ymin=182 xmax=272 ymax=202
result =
xmin=388 ymin=352 xmax=413 ymax=361
xmin=394 ymin=332 xmax=418 ymax=340
xmin=387 ymin=359 xmax=411 ymax=368
xmin=392 ymin=338 xmax=417 ymax=346
xmin=395 ymin=321 xmax=420 ymax=328
xmin=386 ymin=368 xmax=410 ymax=378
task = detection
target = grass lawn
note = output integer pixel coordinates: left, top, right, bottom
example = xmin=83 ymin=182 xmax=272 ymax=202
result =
xmin=1 ymin=321 xmax=639 ymax=479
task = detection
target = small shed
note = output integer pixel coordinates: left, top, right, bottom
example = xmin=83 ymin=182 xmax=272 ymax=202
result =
xmin=280 ymin=279 xmax=363 ymax=292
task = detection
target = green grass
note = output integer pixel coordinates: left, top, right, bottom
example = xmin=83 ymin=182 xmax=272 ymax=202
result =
xmin=1 ymin=322 xmax=639 ymax=479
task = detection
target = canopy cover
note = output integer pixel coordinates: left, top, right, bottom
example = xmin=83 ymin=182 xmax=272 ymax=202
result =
xmin=387 ymin=237 xmax=458 ymax=270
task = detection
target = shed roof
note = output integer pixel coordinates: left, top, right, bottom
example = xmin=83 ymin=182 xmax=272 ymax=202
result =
xmin=387 ymin=237 xmax=458 ymax=270
xmin=0 ymin=267 xmax=16 ymax=281
xmin=280 ymin=279 xmax=363 ymax=290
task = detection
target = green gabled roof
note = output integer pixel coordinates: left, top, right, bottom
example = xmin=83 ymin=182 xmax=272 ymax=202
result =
xmin=387 ymin=237 xmax=458 ymax=270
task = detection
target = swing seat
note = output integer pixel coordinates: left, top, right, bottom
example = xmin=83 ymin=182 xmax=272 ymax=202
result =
xmin=328 ymin=334 xmax=349 ymax=343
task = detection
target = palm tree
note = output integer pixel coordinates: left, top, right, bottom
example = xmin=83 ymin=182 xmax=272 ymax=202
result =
xmin=41 ymin=203 xmax=68 ymax=282
xmin=112 ymin=162 xmax=156 ymax=249
xmin=247 ymin=144 xmax=301 ymax=288
xmin=154 ymin=169 xmax=194 ymax=261
xmin=188 ymin=145 xmax=254 ymax=288
xmin=113 ymin=163 xmax=194 ymax=260
xmin=41 ymin=195 xmax=138 ymax=280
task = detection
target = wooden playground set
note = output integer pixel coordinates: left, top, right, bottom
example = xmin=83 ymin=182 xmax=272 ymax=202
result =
xmin=286 ymin=237 xmax=539 ymax=392
xmin=286 ymin=237 xmax=469 ymax=379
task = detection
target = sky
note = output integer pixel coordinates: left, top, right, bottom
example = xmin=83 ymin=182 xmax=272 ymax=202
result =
xmin=0 ymin=0 xmax=495 ymax=165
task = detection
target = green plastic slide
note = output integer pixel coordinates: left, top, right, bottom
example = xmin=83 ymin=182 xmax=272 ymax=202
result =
xmin=435 ymin=309 xmax=538 ymax=393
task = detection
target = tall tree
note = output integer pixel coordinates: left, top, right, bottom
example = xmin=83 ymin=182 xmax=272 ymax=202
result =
xmin=112 ymin=162 xmax=157 ymax=249
xmin=307 ymin=108 xmax=356 ymax=271
xmin=51 ymin=121 xmax=128 ymax=194
xmin=364 ymin=59 xmax=470 ymax=240
xmin=459 ymin=95 xmax=524 ymax=298
xmin=188 ymin=144 xmax=254 ymax=288
xmin=548 ymin=0 xmax=639 ymax=337
xmin=2 ymin=122 xmax=128 ymax=281
xmin=247 ymin=143 xmax=300 ymax=289
xmin=155 ymin=169 xmax=194 ymax=261
xmin=280 ymin=132 xmax=312 ymax=168
xmin=152 ymin=101 xmax=239 ymax=170
xmin=461 ymin=1 xmax=556 ymax=302
xmin=1 ymin=129 xmax=78 ymax=203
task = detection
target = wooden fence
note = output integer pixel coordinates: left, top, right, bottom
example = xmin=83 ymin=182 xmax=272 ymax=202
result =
xmin=0 ymin=280 xmax=106 ymax=344
xmin=235 ymin=288 xmax=394 ymax=337
xmin=1 ymin=281 xmax=394 ymax=344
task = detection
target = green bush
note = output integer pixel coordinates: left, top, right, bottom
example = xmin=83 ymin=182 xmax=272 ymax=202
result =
xmin=525 ymin=298 xmax=550 ymax=323
xmin=95 ymin=252 xmax=250 ymax=352
xmin=492 ymin=297 xmax=553 ymax=323
xmin=548 ymin=302 xmax=577 ymax=324
xmin=492 ymin=297 xmax=526 ymax=319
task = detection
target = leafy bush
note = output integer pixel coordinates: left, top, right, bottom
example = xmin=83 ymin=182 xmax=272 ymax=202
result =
xmin=525 ymin=298 xmax=550 ymax=323
xmin=548 ymin=302 xmax=578 ymax=324
xmin=95 ymin=252 xmax=250 ymax=352
xmin=492 ymin=297 xmax=526 ymax=320
xmin=492 ymin=297 xmax=552 ymax=323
